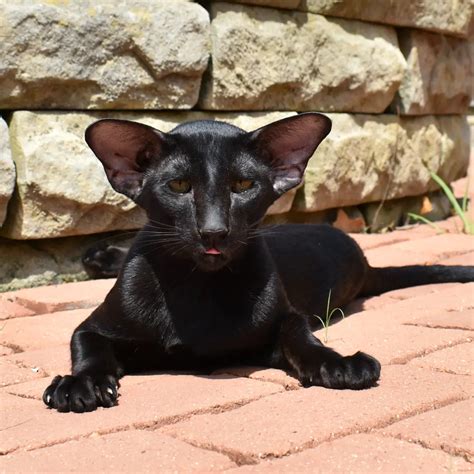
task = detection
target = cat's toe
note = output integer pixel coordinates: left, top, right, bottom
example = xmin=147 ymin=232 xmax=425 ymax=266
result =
xmin=43 ymin=374 xmax=119 ymax=412
xmin=301 ymin=351 xmax=380 ymax=390
xmin=320 ymin=351 xmax=381 ymax=390
xmin=82 ymin=244 xmax=124 ymax=279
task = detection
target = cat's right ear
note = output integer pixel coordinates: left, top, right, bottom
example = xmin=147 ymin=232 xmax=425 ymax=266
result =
xmin=85 ymin=119 xmax=166 ymax=201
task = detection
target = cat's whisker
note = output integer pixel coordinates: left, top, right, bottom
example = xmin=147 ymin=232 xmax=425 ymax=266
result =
xmin=146 ymin=218 xmax=182 ymax=232
xmin=168 ymin=242 xmax=191 ymax=258
xmin=139 ymin=240 xmax=184 ymax=251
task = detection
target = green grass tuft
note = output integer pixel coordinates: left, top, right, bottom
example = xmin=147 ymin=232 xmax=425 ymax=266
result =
xmin=407 ymin=171 xmax=473 ymax=235
xmin=313 ymin=289 xmax=345 ymax=343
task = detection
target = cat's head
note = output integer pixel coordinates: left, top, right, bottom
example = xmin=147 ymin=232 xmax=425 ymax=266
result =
xmin=85 ymin=113 xmax=331 ymax=271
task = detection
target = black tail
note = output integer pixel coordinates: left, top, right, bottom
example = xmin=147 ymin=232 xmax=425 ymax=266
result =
xmin=360 ymin=265 xmax=474 ymax=297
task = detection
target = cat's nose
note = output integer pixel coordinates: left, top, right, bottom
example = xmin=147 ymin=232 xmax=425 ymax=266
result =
xmin=198 ymin=227 xmax=229 ymax=246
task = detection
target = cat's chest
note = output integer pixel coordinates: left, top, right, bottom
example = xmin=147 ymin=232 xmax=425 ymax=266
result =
xmin=160 ymin=273 xmax=280 ymax=356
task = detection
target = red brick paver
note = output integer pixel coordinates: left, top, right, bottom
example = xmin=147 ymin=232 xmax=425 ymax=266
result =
xmin=380 ymin=398 xmax=474 ymax=462
xmin=1 ymin=279 xmax=114 ymax=316
xmin=0 ymin=431 xmax=234 ymax=472
xmin=162 ymin=366 xmax=471 ymax=460
xmin=0 ymin=220 xmax=473 ymax=472
xmin=229 ymin=434 xmax=472 ymax=472
xmin=0 ymin=309 xmax=90 ymax=351
xmin=0 ymin=296 xmax=35 ymax=320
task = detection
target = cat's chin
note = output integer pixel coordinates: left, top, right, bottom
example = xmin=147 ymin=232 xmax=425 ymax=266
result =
xmin=194 ymin=253 xmax=230 ymax=272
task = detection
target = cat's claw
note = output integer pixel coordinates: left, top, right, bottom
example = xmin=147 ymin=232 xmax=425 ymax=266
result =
xmin=300 ymin=351 xmax=381 ymax=390
xmin=43 ymin=374 xmax=119 ymax=412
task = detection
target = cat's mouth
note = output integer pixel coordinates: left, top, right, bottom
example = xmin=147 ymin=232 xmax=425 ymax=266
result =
xmin=204 ymin=248 xmax=222 ymax=255
xmin=195 ymin=246 xmax=229 ymax=271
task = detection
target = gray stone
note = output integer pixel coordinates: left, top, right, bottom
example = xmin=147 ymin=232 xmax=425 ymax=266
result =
xmin=200 ymin=3 xmax=406 ymax=113
xmin=293 ymin=114 xmax=470 ymax=212
xmin=0 ymin=234 xmax=104 ymax=292
xmin=0 ymin=117 xmax=15 ymax=227
xmin=0 ymin=1 xmax=210 ymax=109
xmin=300 ymin=0 xmax=473 ymax=38
xmin=1 ymin=111 xmax=295 ymax=239
xmin=392 ymin=30 xmax=472 ymax=115
xmin=360 ymin=190 xmax=452 ymax=232
xmin=224 ymin=0 xmax=299 ymax=7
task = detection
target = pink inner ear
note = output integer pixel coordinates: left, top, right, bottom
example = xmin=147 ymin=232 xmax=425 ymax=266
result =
xmin=250 ymin=113 xmax=331 ymax=194
xmin=86 ymin=119 xmax=164 ymax=199
xmin=263 ymin=116 xmax=330 ymax=168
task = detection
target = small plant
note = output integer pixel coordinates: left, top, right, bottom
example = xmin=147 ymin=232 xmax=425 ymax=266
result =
xmin=406 ymin=212 xmax=445 ymax=234
xmin=313 ymin=289 xmax=345 ymax=343
xmin=407 ymin=171 xmax=473 ymax=235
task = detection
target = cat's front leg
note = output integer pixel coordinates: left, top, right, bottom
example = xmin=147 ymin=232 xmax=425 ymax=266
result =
xmin=279 ymin=312 xmax=380 ymax=389
xmin=43 ymin=330 xmax=123 ymax=412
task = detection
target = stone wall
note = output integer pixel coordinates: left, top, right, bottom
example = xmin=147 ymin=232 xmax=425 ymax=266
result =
xmin=0 ymin=0 xmax=472 ymax=289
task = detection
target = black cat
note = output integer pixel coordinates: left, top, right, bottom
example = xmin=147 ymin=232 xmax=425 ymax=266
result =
xmin=44 ymin=113 xmax=474 ymax=412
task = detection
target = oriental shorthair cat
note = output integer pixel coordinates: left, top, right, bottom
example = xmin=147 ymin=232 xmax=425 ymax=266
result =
xmin=44 ymin=113 xmax=474 ymax=412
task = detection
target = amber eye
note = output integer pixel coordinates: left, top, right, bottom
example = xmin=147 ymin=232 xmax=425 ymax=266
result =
xmin=168 ymin=179 xmax=191 ymax=193
xmin=232 ymin=179 xmax=253 ymax=193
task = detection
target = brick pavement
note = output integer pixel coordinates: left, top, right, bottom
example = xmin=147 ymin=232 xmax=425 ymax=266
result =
xmin=0 ymin=218 xmax=473 ymax=472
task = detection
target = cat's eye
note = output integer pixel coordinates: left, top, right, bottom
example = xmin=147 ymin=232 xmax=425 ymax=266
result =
xmin=232 ymin=179 xmax=254 ymax=193
xmin=168 ymin=179 xmax=191 ymax=194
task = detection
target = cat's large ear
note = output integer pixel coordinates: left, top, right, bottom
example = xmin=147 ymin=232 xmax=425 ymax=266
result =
xmin=248 ymin=113 xmax=331 ymax=195
xmin=85 ymin=119 xmax=166 ymax=201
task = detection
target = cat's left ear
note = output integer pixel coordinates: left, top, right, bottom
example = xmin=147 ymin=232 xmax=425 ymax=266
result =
xmin=248 ymin=113 xmax=331 ymax=195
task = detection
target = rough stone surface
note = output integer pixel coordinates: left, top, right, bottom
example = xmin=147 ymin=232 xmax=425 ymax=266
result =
xmin=381 ymin=399 xmax=474 ymax=461
xmin=409 ymin=342 xmax=474 ymax=375
xmin=0 ymin=357 xmax=48 ymax=388
xmin=0 ymin=430 xmax=235 ymax=472
xmin=163 ymin=366 xmax=470 ymax=459
xmin=392 ymin=30 xmax=472 ymax=115
xmin=213 ymin=366 xmax=301 ymax=390
xmin=2 ymin=279 xmax=114 ymax=316
xmin=0 ymin=234 xmax=106 ymax=292
xmin=0 ymin=295 xmax=35 ymax=319
xmin=200 ymin=3 xmax=406 ymax=112
xmin=0 ymin=1 xmax=210 ymax=109
xmin=1 ymin=111 xmax=294 ymax=239
xmin=360 ymin=191 xmax=453 ymax=233
xmin=0 ymin=117 xmax=15 ymax=227
xmin=229 ymin=434 xmax=472 ymax=472
xmin=226 ymin=0 xmax=299 ymax=7
xmin=364 ymin=234 xmax=474 ymax=267
xmin=3 ymin=345 xmax=71 ymax=381
xmin=293 ymin=114 xmax=470 ymax=212
xmin=300 ymin=0 xmax=473 ymax=38
xmin=0 ymin=375 xmax=282 ymax=454
xmin=0 ymin=308 xmax=90 ymax=352
xmin=408 ymin=308 xmax=474 ymax=331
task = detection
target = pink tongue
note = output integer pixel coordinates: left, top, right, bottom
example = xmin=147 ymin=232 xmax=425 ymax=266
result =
xmin=205 ymin=248 xmax=221 ymax=255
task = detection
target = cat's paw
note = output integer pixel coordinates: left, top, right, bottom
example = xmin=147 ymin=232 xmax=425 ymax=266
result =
xmin=301 ymin=351 xmax=381 ymax=390
xmin=43 ymin=374 xmax=119 ymax=413
xmin=82 ymin=244 xmax=126 ymax=279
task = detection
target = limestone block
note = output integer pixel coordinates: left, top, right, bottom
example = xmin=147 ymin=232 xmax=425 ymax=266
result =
xmin=224 ymin=0 xmax=299 ymax=8
xmin=360 ymin=191 xmax=452 ymax=232
xmin=0 ymin=1 xmax=210 ymax=109
xmin=0 ymin=117 xmax=15 ymax=227
xmin=293 ymin=114 xmax=470 ymax=212
xmin=392 ymin=30 xmax=472 ymax=115
xmin=1 ymin=111 xmax=295 ymax=239
xmin=0 ymin=235 xmax=93 ymax=292
xmin=301 ymin=0 xmax=473 ymax=38
xmin=200 ymin=3 xmax=406 ymax=113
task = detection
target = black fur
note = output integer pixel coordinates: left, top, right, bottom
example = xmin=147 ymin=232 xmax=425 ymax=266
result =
xmin=44 ymin=114 xmax=474 ymax=412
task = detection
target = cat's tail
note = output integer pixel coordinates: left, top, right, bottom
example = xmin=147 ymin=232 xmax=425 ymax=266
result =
xmin=360 ymin=265 xmax=474 ymax=297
